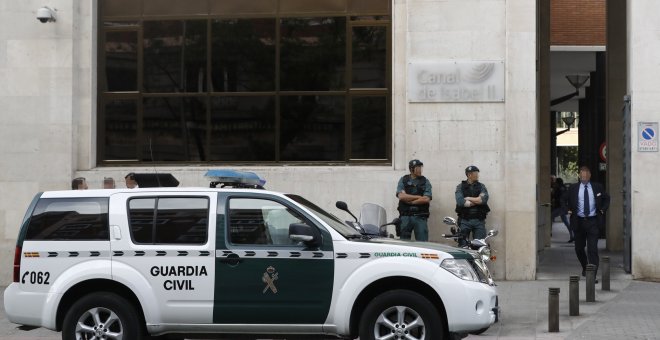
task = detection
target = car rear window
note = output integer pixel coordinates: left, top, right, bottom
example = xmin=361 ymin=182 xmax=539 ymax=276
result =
xmin=26 ymin=198 xmax=110 ymax=240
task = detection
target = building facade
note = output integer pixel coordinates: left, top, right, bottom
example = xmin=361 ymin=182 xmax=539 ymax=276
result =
xmin=1 ymin=0 xmax=657 ymax=285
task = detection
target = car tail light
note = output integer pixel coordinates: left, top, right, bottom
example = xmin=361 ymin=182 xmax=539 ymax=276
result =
xmin=13 ymin=246 xmax=21 ymax=283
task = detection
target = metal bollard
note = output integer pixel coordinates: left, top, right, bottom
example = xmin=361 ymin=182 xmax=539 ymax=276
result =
xmin=602 ymin=256 xmax=610 ymax=291
xmin=548 ymin=287 xmax=560 ymax=332
xmin=569 ymin=275 xmax=579 ymax=316
xmin=586 ymin=264 xmax=596 ymax=302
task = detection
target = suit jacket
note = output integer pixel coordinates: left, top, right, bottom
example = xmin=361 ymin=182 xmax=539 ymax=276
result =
xmin=563 ymin=181 xmax=610 ymax=227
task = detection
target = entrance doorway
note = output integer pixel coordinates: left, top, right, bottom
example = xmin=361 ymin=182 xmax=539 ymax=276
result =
xmin=537 ymin=0 xmax=628 ymax=275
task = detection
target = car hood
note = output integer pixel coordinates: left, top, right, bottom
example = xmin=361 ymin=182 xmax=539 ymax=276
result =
xmin=355 ymin=237 xmax=475 ymax=259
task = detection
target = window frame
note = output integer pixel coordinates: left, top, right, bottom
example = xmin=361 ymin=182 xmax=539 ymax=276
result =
xmin=97 ymin=0 xmax=391 ymax=165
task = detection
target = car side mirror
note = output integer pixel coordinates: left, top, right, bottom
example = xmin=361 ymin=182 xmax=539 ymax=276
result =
xmin=289 ymin=223 xmax=320 ymax=247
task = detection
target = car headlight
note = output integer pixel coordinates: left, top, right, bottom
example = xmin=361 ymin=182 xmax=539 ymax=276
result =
xmin=440 ymin=259 xmax=479 ymax=282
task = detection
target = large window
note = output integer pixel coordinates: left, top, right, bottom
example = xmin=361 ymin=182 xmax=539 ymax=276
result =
xmin=98 ymin=0 xmax=391 ymax=164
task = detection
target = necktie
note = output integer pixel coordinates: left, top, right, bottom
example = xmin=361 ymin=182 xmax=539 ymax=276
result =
xmin=583 ymin=184 xmax=590 ymax=217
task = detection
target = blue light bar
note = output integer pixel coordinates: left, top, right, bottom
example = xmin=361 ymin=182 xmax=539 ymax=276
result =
xmin=204 ymin=169 xmax=266 ymax=188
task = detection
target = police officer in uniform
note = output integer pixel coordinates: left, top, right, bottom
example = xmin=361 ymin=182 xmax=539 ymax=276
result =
xmin=396 ymin=159 xmax=432 ymax=241
xmin=455 ymin=165 xmax=490 ymax=247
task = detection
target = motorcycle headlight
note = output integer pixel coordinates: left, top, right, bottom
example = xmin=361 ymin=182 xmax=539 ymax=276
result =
xmin=478 ymin=246 xmax=491 ymax=261
xmin=440 ymin=259 xmax=479 ymax=282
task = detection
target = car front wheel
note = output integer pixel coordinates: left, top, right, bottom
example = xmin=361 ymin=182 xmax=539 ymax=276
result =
xmin=359 ymin=289 xmax=445 ymax=340
xmin=62 ymin=292 xmax=142 ymax=340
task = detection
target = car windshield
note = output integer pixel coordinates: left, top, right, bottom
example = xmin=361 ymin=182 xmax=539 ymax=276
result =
xmin=286 ymin=194 xmax=362 ymax=238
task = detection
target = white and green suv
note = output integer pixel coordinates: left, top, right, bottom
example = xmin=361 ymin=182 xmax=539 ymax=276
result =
xmin=5 ymin=185 xmax=498 ymax=340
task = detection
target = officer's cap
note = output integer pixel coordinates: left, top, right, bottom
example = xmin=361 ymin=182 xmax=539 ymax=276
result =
xmin=465 ymin=165 xmax=480 ymax=174
xmin=408 ymin=159 xmax=423 ymax=170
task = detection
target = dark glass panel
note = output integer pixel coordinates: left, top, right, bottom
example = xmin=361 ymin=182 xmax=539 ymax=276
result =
xmin=351 ymin=96 xmax=386 ymax=159
xmin=104 ymin=31 xmax=138 ymax=92
xmin=280 ymin=17 xmax=346 ymax=91
xmin=143 ymin=0 xmax=208 ymax=16
xmin=101 ymin=0 xmax=141 ymax=18
xmin=144 ymin=20 xmax=207 ymax=93
xmin=128 ymin=198 xmax=156 ymax=244
xmin=26 ymin=198 xmax=109 ymax=241
xmin=348 ymin=0 xmax=390 ymax=14
xmin=142 ymin=97 xmax=207 ymax=161
xmin=211 ymin=19 xmax=276 ymax=92
xmin=210 ymin=96 xmax=275 ymax=161
xmin=279 ymin=0 xmax=346 ymax=14
xmin=351 ymin=26 xmax=386 ymax=88
xmin=210 ymin=0 xmax=277 ymax=15
xmin=155 ymin=197 xmax=209 ymax=244
xmin=280 ymin=96 xmax=344 ymax=161
xmin=104 ymin=99 xmax=138 ymax=160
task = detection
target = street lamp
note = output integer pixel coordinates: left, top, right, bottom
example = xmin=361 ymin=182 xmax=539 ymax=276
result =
xmin=556 ymin=114 xmax=576 ymax=136
xmin=550 ymin=74 xmax=590 ymax=106
xmin=565 ymin=75 xmax=590 ymax=92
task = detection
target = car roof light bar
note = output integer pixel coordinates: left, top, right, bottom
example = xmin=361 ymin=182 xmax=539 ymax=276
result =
xmin=205 ymin=169 xmax=266 ymax=189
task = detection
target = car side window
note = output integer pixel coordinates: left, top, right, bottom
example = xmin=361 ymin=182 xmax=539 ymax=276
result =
xmin=26 ymin=198 xmax=109 ymax=240
xmin=228 ymin=198 xmax=304 ymax=245
xmin=128 ymin=196 xmax=209 ymax=244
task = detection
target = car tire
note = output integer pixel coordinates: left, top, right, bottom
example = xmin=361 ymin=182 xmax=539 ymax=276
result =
xmin=470 ymin=327 xmax=489 ymax=335
xmin=62 ymin=292 xmax=143 ymax=340
xmin=358 ymin=289 xmax=445 ymax=340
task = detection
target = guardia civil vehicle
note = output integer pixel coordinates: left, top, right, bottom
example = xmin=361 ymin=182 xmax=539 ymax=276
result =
xmin=5 ymin=171 xmax=498 ymax=340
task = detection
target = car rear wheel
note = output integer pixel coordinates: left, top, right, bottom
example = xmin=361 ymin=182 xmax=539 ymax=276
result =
xmin=470 ymin=327 xmax=489 ymax=335
xmin=62 ymin=292 xmax=142 ymax=340
xmin=358 ymin=289 xmax=445 ymax=340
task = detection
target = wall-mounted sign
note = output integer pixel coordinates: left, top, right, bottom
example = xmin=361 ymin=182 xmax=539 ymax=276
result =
xmin=638 ymin=122 xmax=658 ymax=152
xmin=408 ymin=61 xmax=505 ymax=103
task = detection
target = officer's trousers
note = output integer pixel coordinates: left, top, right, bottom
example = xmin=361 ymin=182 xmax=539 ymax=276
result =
xmin=458 ymin=218 xmax=486 ymax=247
xmin=400 ymin=215 xmax=429 ymax=241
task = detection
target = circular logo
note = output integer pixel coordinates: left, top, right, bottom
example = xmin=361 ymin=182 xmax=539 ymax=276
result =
xmin=642 ymin=127 xmax=655 ymax=140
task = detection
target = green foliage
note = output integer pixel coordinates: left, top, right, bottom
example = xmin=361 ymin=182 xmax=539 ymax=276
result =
xmin=557 ymin=146 xmax=578 ymax=183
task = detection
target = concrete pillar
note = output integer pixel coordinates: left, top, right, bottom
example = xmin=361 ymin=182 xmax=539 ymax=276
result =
xmin=537 ymin=0 xmax=553 ymax=251
xmin=504 ymin=0 xmax=538 ymax=281
xmin=605 ymin=0 xmax=626 ymax=252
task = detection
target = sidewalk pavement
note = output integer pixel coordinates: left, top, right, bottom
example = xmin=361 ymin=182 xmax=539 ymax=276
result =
xmin=1 ymin=221 xmax=659 ymax=339
xmin=467 ymin=221 xmax=660 ymax=340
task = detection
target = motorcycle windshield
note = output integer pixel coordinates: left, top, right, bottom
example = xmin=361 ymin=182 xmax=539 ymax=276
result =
xmin=285 ymin=194 xmax=362 ymax=238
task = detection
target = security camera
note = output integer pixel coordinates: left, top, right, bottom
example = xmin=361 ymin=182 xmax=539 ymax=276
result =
xmin=36 ymin=6 xmax=56 ymax=23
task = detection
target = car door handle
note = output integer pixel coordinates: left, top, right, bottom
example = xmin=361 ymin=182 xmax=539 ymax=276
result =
xmin=219 ymin=253 xmax=242 ymax=266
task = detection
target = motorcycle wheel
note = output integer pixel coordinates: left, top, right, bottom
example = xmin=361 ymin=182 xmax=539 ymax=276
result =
xmin=358 ymin=289 xmax=445 ymax=340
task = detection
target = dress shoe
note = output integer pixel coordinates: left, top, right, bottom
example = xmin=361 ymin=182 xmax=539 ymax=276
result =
xmin=595 ymin=279 xmax=599 ymax=284
xmin=568 ymin=238 xmax=574 ymax=243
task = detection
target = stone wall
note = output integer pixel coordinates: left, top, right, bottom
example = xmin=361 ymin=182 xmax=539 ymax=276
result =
xmin=0 ymin=0 xmax=539 ymax=284
xmin=628 ymin=0 xmax=660 ymax=279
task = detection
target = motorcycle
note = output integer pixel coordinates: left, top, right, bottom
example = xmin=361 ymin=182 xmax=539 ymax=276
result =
xmin=441 ymin=216 xmax=498 ymax=263
xmin=335 ymin=201 xmax=400 ymax=238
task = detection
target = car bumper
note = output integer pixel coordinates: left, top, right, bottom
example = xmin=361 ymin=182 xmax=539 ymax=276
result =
xmin=434 ymin=273 xmax=499 ymax=333
xmin=3 ymin=283 xmax=56 ymax=329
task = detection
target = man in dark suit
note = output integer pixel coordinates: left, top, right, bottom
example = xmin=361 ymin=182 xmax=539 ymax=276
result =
xmin=563 ymin=165 xmax=610 ymax=281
